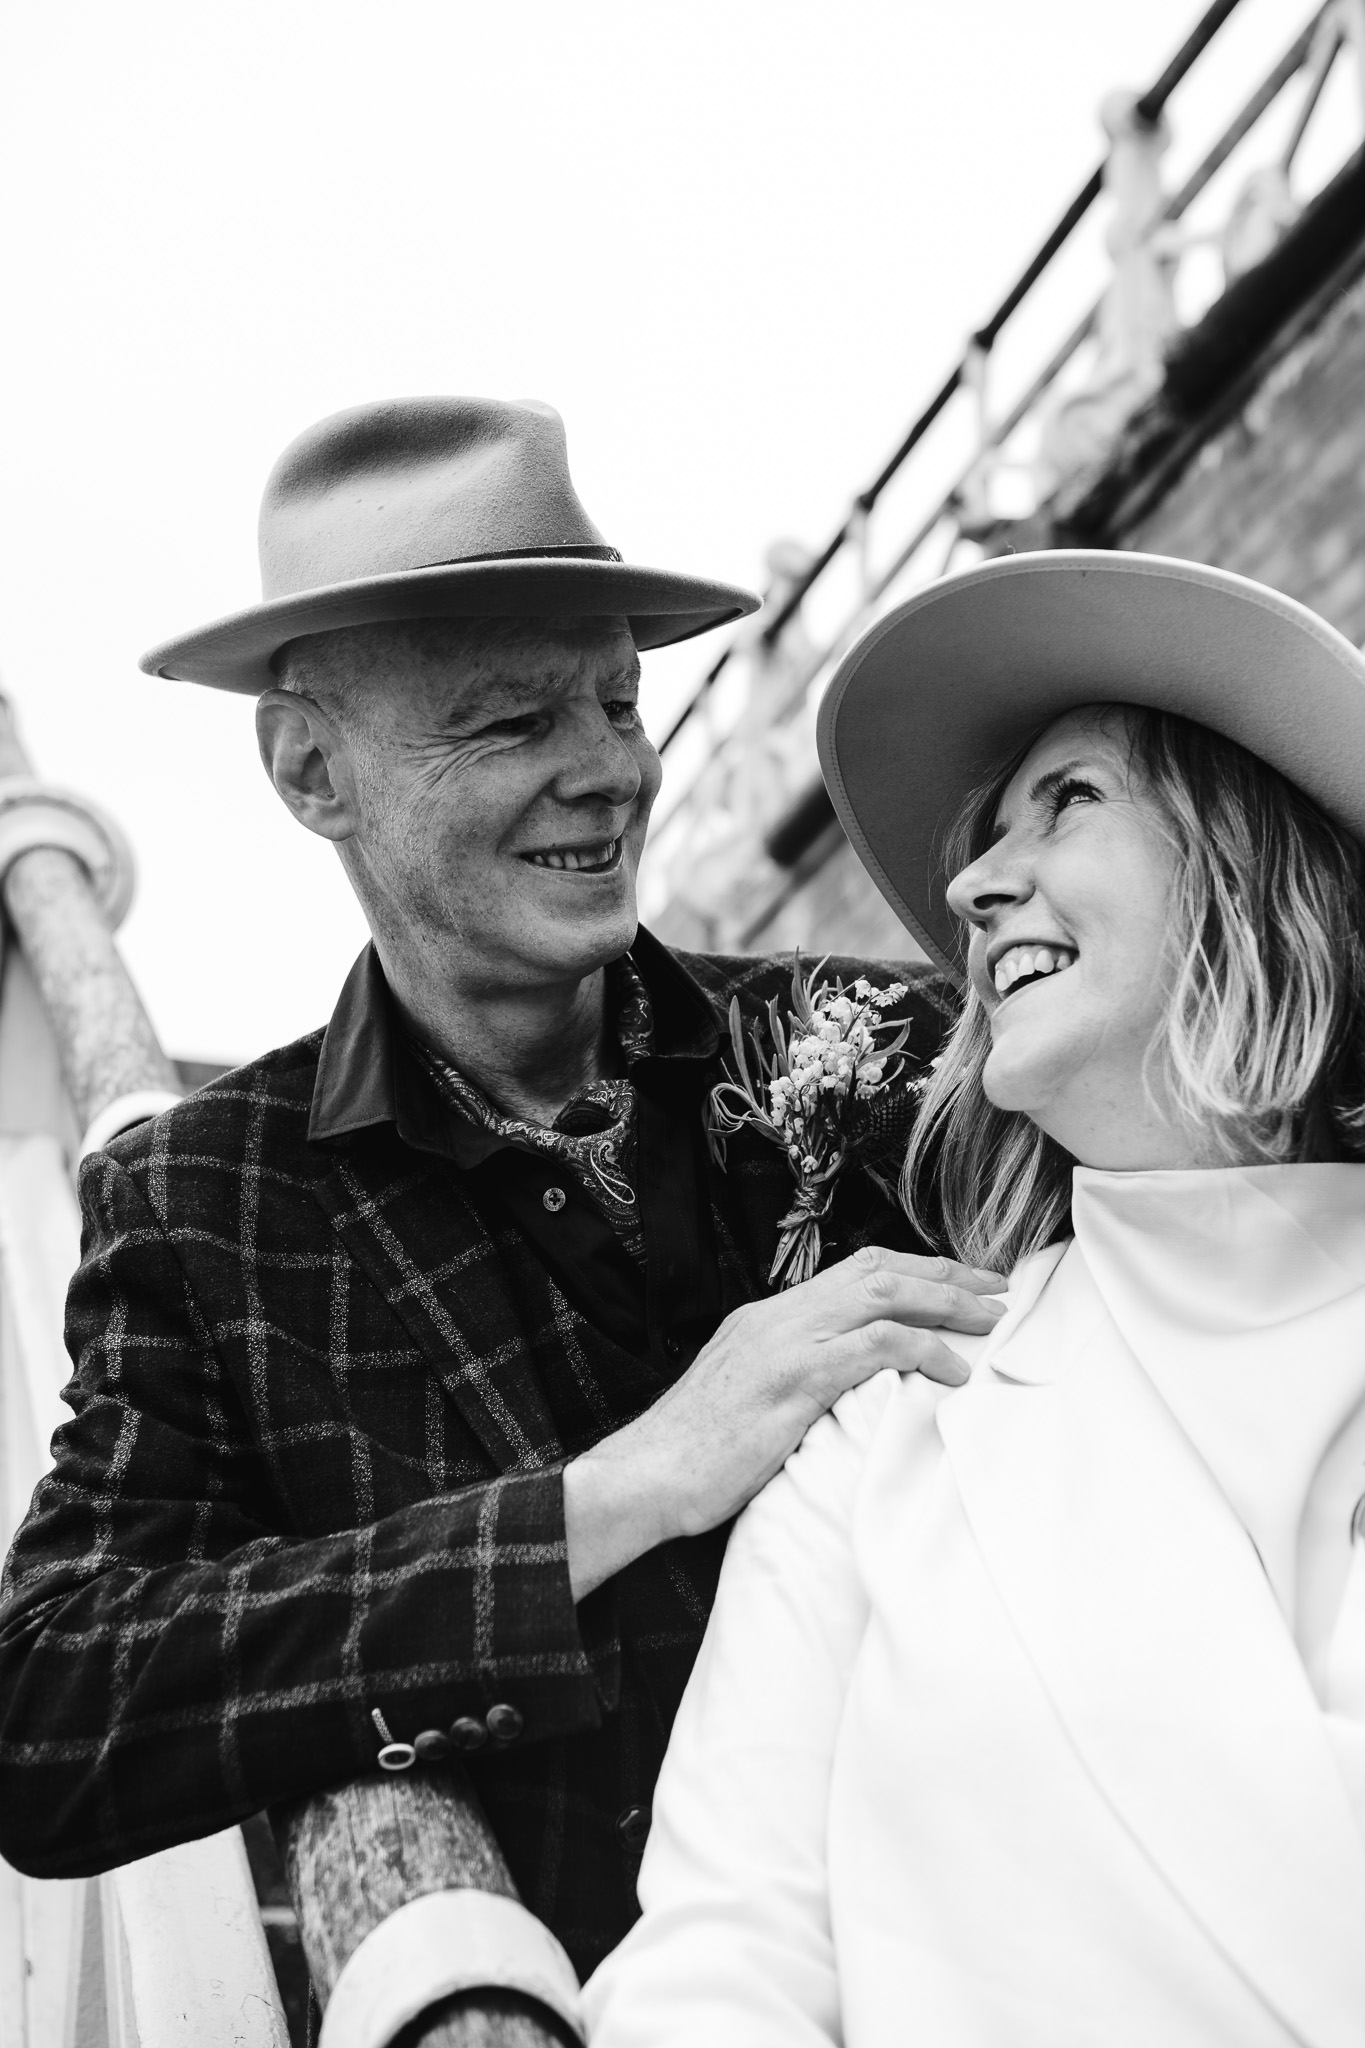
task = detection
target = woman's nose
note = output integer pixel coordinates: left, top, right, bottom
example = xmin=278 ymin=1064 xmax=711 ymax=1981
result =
xmin=945 ymin=842 xmax=1033 ymax=928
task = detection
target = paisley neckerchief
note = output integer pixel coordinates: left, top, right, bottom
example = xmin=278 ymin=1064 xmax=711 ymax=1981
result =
xmin=412 ymin=954 xmax=654 ymax=1267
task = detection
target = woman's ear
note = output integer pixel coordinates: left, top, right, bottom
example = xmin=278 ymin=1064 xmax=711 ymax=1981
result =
xmin=255 ymin=690 xmax=359 ymax=843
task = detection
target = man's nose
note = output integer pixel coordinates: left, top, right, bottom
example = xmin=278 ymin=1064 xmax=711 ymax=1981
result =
xmin=554 ymin=702 xmax=645 ymax=807
xmin=945 ymin=842 xmax=1033 ymax=928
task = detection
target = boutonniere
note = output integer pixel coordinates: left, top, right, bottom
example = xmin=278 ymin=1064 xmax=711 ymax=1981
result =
xmin=707 ymin=954 xmax=913 ymax=1289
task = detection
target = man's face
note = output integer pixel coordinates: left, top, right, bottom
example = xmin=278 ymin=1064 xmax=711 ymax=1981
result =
xmin=316 ymin=616 xmax=661 ymax=992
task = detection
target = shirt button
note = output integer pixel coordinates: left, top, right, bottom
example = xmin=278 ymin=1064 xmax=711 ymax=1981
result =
xmin=377 ymin=1740 xmax=417 ymax=1772
xmin=486 ymin=1702 xmax=524 ymax=1744
xmin=542 ymin=1187 xmax=567 ymax=1213
xmin=663 ymin=1335 xmax=682 ymax=1362
xmin=413 ymin=1728 xmax=451 ymax=1763
xmin=615 ymin=1804 xmax=651 ymax=1852
xmin=448 ymin=1715 xmax=489 ymax=1752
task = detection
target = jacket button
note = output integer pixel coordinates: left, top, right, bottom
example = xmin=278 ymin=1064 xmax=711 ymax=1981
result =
xmin=486 ymin=1702 xmax=524 ymax=1743
xmin=448 ymin=1715 xmax=488 ymax=1752
xmin=542 ymin=1187 xmax=567 ymax=1213
xmin=414 ymin=1728 xmax=451 ymax=1762
xmin=615 ymin=1804 xmax=651 ymax=1852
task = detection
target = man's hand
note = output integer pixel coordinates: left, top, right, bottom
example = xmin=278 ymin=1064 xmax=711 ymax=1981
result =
xmin=562 ymin=1246 xmax=1005 ymax=1600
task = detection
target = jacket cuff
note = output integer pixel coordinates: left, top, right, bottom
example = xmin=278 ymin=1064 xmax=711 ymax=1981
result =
xmin=357 ymin=1465 xmax=605 ymax=1771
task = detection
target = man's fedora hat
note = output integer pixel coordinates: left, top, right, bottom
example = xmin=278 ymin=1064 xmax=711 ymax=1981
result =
xmin=817 ymin=549 xmax=1365 ymax=978
xmin=140 ymin=396 xmax=761 ymax=693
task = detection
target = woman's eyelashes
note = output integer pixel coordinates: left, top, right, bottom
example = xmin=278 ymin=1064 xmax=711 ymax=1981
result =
xmin=1045 ymin=773 xmax=1104 ymax=819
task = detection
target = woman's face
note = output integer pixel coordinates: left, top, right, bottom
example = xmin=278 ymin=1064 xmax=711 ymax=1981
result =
xmin=945 ymin=704 xmax=1197 ymax=1170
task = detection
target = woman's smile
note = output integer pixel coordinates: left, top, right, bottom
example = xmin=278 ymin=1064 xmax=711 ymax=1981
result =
xmin=947 ymin=704 xmax=1188 ymax=1168
xmin=989 ymin=942 xmax=1078 ymax=1001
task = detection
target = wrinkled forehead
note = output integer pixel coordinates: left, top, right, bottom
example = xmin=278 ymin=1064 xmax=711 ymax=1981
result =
xmin=462 ymin=619 xmax=641 ymax=714
xmin=290 ymin=611 xmax=640 ymax=729
xmin=994 ymin=701 xmax=1136 ymax=821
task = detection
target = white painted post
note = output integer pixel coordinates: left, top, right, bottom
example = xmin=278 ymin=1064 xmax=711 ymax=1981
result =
xmin=0 ymin=706 xmax=288 ymax=2047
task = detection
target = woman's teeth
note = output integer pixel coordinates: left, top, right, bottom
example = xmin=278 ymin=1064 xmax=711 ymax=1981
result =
xmin=527 ymin=839 xmax=619 ymax=872
xmin=993 ymin=944 xmax=1077 ymax=997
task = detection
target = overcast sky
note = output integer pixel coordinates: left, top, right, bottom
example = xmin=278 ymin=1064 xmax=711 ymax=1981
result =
xmin=0 ymin=0 xmax=1339 ymax=1064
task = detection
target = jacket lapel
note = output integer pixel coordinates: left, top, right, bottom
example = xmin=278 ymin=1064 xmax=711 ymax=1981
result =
xmin=309 ymin=1139 xmax=563 ymax=1474
xmin=938 ymin=1245 xmax=1365 ymax=2048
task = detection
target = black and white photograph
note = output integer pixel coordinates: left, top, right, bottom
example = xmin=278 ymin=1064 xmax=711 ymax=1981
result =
xmin=2 ymin=1 xmax=1365 ymax=2043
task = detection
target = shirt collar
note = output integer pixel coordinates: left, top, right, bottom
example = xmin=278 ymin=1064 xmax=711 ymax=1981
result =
xmin=307 ymin=927 xmax=721 ymax=1150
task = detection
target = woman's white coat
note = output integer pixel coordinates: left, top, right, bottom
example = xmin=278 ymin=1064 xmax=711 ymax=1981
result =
xmin=583 ymin=1230 xmax=1365 ymax=2047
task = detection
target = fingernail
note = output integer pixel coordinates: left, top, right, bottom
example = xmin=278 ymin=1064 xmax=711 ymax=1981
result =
xmin=974 ymin=1268 xmax=1006 ymax=1285
xmin=983 ymin=1299 xmax=1007 ymax=1318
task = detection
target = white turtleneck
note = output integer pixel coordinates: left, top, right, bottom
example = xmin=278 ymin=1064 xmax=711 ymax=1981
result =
xmin=1067 ymin=1163 xmax=1365 ymax=1817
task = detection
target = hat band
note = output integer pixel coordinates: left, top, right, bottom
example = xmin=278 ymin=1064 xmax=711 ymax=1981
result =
xmin=422 ymin=542 xmax=624 ymax=568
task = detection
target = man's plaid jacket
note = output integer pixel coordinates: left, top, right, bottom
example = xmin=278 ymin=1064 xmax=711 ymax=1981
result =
xmin=0 ymin=940 xmax=947 ymax=1980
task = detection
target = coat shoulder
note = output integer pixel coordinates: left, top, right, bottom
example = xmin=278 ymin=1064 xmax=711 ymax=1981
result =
xmin=94 ymin=1029 xmax=325 ymax=1187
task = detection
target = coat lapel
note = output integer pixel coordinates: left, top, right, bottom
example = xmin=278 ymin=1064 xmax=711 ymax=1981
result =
xmin=938 ymin=1245 xmax=1365 ymax=2048
xmin=309 ymin=1141 xmax=563 ymax=1474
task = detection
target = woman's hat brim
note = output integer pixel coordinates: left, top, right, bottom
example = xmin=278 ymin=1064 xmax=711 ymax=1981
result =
xmin=817 ymin=550 xmax=1365 ymax=980
xmin=140 ymin=556 xmax=759 ymax=693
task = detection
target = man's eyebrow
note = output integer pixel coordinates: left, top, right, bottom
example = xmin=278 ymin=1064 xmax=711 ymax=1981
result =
xmin=445 ymin=657 xmax=643 ymax=725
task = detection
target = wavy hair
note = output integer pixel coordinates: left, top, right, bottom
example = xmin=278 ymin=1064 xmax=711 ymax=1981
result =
xmin=902 ymin=706 xmax=1365 ymax=1273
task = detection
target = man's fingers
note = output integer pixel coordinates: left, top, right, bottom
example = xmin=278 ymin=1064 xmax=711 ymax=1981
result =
xmin=835 ymin=1321 xmax=971 ymax=1389
xmin=911 ymin=1334 xmax=972 ymax=1387
xmin=843 ymin=1247 xmax=1006 ymax=1295
xmin=899 ymin=1281 xmax=1006 ymax=1334
xmin=843 ymin=1267 xmax=1006 ymax=1335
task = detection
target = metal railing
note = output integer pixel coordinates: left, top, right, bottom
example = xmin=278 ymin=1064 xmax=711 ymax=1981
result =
xmin=641 ymin=0 xmax=1365 ymax=946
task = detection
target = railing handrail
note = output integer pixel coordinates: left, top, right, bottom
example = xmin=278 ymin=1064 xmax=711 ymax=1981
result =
xmin=653 ymin=0 xmax=1332 ymax=773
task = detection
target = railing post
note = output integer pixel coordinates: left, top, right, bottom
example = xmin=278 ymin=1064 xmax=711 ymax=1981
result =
xmin=0 ymin=696 xmax=291 ymax=2045
xmin=275 ymin=1774 xmax=577 ymax=2047
xmin=0 ymin=697 xmax=181 ymax=1146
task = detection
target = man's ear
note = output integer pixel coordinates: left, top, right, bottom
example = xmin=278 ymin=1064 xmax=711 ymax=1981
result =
xmin=255 ymin=690 xmax=358 ymax=843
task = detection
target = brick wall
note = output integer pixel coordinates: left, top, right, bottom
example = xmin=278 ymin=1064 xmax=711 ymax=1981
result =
xmin=1125 ymin=265 xmax=1365 ymax=641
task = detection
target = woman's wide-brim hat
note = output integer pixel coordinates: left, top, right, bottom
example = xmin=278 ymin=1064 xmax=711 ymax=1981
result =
xmin=817 ymin=549 xmax=1365 ymax=979
xmin=140 ymin=396 xmax=760 ymax=692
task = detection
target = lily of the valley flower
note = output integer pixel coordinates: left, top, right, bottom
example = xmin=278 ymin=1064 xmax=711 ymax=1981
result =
xmin=707 ymin=955 xmax=912 ymax=1288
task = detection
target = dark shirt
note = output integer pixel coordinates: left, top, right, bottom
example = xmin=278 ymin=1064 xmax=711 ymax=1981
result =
xmin=308 ymin=927 xmax=730 ymax=1427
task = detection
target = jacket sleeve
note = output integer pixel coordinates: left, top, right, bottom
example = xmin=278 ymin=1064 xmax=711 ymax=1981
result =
xmin=0 ymin=1150 xmax=604 ymax=1880
xmin=582 ymin=1374 xmax=888 ymax=2048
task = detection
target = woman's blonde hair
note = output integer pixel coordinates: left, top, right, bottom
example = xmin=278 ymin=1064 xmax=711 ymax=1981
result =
xmin=902 ymin=706 xmax=1365 ymax=1273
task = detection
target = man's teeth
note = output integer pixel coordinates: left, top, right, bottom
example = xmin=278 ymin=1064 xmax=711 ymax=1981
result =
xmin=993 ymin=945 xmax=1077 ymax=997
xmin=527 ymin=839 xmax=618 ymax=872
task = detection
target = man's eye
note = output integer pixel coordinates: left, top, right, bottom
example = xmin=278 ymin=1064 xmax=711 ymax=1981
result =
xmin=605 ymin=699 xmax=641 ymax=727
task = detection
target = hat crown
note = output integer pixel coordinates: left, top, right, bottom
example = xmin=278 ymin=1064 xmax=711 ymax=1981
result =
xmin=257 ymin=395 xmax=609 ymax=601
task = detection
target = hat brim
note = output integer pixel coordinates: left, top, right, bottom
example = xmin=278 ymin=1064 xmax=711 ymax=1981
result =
xmin=140 ymin=555 xmax=760 ymax=692
xmin=817 ymin=550 xmax=1365 ymax=981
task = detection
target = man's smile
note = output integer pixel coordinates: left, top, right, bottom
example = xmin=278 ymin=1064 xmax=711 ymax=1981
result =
xmin=522 ymin=837 xmax=622 ymax=874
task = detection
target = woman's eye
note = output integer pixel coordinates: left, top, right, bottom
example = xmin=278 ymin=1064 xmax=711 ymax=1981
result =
xmin=1052 ymin=776 xmax=1102 ymax=815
